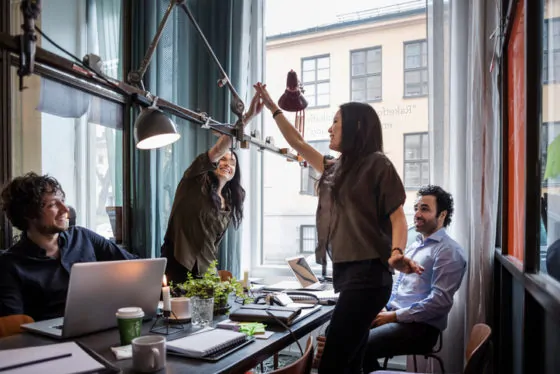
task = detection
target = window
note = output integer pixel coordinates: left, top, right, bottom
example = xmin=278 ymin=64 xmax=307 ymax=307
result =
xmin=300 ymin=140 xmax=331 ymax=196
xmin=404 ymin=40 xmax=428 ymax=97
xmin=403 ymin=133 xmax=429 ymax=189
xmin=544 ymin=18 xmax=560 ymax=83
xmin=10 ymin=72 xmax=124 ymax=243
xmin=350 ymin=47 xmax=382 ymax=102
xmin=301 ymin=55 xmax=330 ymax=107
xmin=300 ymin=225 xmax=317 ymax=254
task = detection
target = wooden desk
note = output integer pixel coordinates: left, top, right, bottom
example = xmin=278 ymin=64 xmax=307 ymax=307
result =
xmin=0 ymin=306 xmax=333 ymax=374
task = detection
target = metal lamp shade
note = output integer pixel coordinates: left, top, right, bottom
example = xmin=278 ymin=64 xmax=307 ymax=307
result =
xmin=134 ymin=107 xmax=181 ymax=149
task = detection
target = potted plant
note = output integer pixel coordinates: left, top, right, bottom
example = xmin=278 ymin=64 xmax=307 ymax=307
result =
xmin=170 ymin=261 xmax=251 ymax=314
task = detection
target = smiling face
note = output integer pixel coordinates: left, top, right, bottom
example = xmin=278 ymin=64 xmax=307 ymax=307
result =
xmin=213 ymin=152 xmax=237 ymax=183
xmin=413 ymin=195 xmax=446 ymax=238
xmin=328 ymin=110 xmax=343 ymax=152
xmin=30 ymin=190 xmax=70 ymax=235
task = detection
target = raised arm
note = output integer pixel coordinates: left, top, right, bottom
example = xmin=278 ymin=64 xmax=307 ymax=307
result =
xmin=208 ymin=92 xmax=264 ymax=162
xmin=254 ymin=83 xmax=325 ymax=173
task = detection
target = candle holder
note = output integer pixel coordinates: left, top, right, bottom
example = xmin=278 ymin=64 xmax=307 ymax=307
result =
xmin=149 ymin=310 xmax=184 ymax=335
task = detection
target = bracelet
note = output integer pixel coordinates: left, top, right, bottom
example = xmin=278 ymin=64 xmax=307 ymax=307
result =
xmin=391 ymin=247 xmax=404 ymax=255
xmin=272 ymin=109 xmax=283 ymax=118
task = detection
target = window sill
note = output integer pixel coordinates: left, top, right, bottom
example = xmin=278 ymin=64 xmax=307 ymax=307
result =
xmin=403 ymin=94 xmax=428 ymax=99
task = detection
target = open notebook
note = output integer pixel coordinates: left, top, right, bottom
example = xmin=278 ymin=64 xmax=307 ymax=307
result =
xmin=166 ymin=328 xmax=252 ymax=360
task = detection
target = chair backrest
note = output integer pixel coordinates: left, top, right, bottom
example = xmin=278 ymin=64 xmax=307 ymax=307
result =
xmin=271 ymin=336 xmax=314 ymax=374
xmin=464 ymin=323 xmax=492 ymax=374
xmin=0 ymin=314 xmax=34 ymax=338
xmin=218 ymin=270 xmax=233 ymax=282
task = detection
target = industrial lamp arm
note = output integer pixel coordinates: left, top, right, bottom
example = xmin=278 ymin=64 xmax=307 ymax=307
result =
xmin=127 ymin=0 xmax=246 ymax=144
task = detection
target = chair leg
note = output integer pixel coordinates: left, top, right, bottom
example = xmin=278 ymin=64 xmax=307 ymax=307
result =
xmin=383 ymin=357 xmax=390 ymax=369
xmin=273 ymin=352 xmax=279 ymax=369
xmin=433 ymin=355 xmax=445 ymax=373
xmin=413 ymin=355 xmax=418 ymax=372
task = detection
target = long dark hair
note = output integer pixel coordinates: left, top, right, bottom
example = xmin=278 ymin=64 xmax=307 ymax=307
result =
xmin=204 ymin=151 xmax=245 ymax=228
xmin=325 ymin=102 xmax=384 ymax=202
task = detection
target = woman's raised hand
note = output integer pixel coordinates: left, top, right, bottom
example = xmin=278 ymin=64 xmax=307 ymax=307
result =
xmin=253 ymin=82 xmax=278 ymax=112
xmin=243 ymin=91 xmax=264 ymax=124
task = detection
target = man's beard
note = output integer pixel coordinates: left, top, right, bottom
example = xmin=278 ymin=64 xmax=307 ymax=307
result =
xmin=36 ymin=221 xmax=67 ymax=235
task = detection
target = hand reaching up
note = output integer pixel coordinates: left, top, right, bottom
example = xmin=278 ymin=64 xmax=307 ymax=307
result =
xmin=243 ymin=91 xmax=264 ymax=124
xmin=253 ymin=82 xmax=279 ymax=112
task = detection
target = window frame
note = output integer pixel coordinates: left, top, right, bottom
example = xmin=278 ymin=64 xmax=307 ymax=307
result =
xmin=349 ymin=46 xmax=383 ymax=103
xmin=543 ymin=17 xmax=560 ymax=84
xmin=403 ymin=132 xmax=430 ymax=190
xmin=403 ymin=39 xmax=429 ymax=98
xmin=300 ymin=54 xmax=331 ymax=109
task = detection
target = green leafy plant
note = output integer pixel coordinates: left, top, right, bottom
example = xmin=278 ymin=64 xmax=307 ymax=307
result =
xmin=170 ymin=261 xmax=251 ymax=311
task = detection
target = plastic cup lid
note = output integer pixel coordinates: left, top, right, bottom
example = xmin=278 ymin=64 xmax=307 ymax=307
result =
xmin=116 ymin=307 xmax=144 ymax=319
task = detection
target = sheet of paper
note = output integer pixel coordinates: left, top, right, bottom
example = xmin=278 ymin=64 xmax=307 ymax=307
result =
xmin=255 ymin=331 xmax=275 ymax=340
xmin=0 ymin=342 xmax=105 ymax=374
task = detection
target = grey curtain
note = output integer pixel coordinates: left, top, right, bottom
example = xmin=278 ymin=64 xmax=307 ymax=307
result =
xmin=131 ymin=0 xmax=254 ymax=278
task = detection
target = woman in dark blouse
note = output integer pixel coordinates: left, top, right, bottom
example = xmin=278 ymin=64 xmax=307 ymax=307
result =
xmin=161 ymin=93 xmax=262 ymax=284
xmin=254 ymin=82 xmax=423 ymax=374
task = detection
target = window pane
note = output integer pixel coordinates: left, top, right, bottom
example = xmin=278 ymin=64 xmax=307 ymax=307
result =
xmin=352 ymin=63 xmax=366 ymax=76
xmin=303 ymin=59 xmax=316 ymax=71
xmin=317 ymin=57 xmax=330 ymax=69
xmin=404 ymin=163 xmax=421 ymax=188
xmin=366 ymin=76 xmax=381 ymax=100
xmin=352 ymin=89 xmax=366 ymax=102
xmin=10 ymin=71 xmax=124 ymax=242
xmin=352 ymin=78 xmax=366 ymax=90
xmin=352 ymin=51 xmax=366 ymax=64
xmin=303 ymin=70 xmax=315 ymax=83
xmin=317 ymin=67 xmax=330 ymax=81
xmin=304 ymin=84 xmax=316 ymax=96
xmin=421 ymin=162 xmax=430 ymax=185
xmin=422 ymin=134 xmax=429 ymax=158
xmin=405 ymin=134 xmax=422 ymax=160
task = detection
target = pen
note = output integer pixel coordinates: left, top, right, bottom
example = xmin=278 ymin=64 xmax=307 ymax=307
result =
xmin=0 ymin=353 xmax=72 ymax=372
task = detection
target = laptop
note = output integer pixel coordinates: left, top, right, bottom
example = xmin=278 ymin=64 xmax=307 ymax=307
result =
xmin=265 ymin=255 xmax=333 ymax=291
xmin=21 ymin=258 xmax=166 ymax=339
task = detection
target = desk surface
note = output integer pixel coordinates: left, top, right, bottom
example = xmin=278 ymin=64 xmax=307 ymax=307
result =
xmin=0 ymin=306 xmax=333 ymax=374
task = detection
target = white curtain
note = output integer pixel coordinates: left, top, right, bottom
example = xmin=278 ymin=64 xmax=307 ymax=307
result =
xmin=417 ymin=0 xmax=501 ymax=372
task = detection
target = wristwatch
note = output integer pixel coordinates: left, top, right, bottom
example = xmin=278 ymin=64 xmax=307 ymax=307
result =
xmin=391 ymin=247 xmax=404 ymax=255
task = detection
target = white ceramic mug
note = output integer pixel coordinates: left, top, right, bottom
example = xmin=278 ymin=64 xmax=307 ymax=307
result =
xmin=170 ymin=297 xmax=191 ymax=319
xmin=132 ymin=335 xmax=166 ymax=373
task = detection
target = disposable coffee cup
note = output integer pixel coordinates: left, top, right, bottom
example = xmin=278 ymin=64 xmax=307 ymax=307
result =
xmin=116 ymin=307 xmax=144 ymax=346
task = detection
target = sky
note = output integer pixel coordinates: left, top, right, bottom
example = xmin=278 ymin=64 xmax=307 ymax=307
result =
xmin=265 ymin=0 xmax=425 ymax=36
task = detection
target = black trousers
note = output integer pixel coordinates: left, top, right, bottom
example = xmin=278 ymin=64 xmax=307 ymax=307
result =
xmin=318 ymin=285 xmax=392 ymax=374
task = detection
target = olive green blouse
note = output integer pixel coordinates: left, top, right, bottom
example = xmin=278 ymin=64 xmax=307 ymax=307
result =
xmin=163 ymin=152 xmax=231 ymax=276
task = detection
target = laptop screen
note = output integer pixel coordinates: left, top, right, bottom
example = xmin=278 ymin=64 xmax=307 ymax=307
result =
xmin=287 ymin=256 xmax=320 ymax=287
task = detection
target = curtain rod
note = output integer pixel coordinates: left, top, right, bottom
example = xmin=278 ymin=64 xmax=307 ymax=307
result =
xmin=0 ymin=31 xmax=298 ymax=161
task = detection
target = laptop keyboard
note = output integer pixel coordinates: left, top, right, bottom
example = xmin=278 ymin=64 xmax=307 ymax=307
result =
xmin=315 ymin=283 xmax=334 ymax=291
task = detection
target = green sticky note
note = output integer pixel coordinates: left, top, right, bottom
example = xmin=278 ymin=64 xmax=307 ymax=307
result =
xmin=545 ymin=135 xmax=560 ymax=180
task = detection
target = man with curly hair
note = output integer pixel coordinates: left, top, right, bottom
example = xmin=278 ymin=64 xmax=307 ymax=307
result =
xmin=0 ymin=172 xmax=136 ymax=321
xmin=362 ymin=185 xmax=467 ymax=372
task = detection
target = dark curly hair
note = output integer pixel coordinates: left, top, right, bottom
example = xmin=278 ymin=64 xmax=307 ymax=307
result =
xmin=203 ymin=151 xmax=245 ymax=229
xmin=0 ymin=172 xmax=65 ymax=231
xmin=417 ymin=185 xmax=454 ymax=227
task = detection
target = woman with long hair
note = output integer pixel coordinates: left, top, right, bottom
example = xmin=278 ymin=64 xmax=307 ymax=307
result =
xmin=254 ymin=82 xmax=423 ymax=374
xmin=161 ymin=93 xmax=263 ymax=283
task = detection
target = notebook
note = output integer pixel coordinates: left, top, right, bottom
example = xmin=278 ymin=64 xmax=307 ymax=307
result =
xmin=286 ymin=290 xmax=339 ymax=304
xmin=166 ymin=328 xmax=251 ymax=360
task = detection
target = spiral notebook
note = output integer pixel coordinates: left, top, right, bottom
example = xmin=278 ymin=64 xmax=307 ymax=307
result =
xmin=166 ymin=328 xmax=251 ymax=360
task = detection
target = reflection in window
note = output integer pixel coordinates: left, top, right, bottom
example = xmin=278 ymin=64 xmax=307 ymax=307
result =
xmin=541 ymin=6 xmax=560 ymax=281
xmin=300 ymin=140 xmax=331 ymax=196
xmin=404 ymin=132 xmax=429 ymax=189
xmin=404 ymin=40 xmax=428 ymax=97
xmin=351 ymin=47 xmax=382 ymax=102
xmin=544 ymin=18 xmax=560 ymax=84
xmin=301 ymin=55 xmax=330 ymax=107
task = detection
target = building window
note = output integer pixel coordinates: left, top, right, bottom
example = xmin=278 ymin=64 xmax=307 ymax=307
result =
xmin=544 ymin=18 xmax=560 ymax=83
xmin=301 ymin=140 xmax=331 ymax=196
xmin=301 ymin=55 xmax=330 ymax=107
xmin=300 ymin=225 xmax=317 ymax=254
xmin=404 ymin=132 xmax=429 ymax=189
xmin=350 ymin=47 xmax=382 ymax=102
xmin=404 ymin=40 xmax=428 ymax=97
